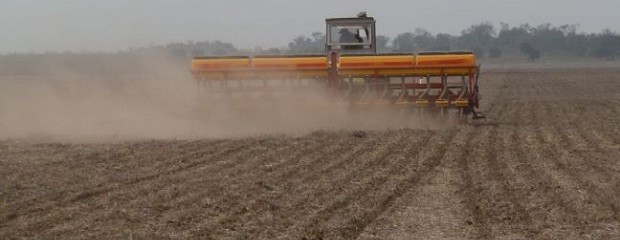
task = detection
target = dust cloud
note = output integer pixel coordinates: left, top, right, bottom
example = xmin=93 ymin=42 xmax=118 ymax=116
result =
xmin=0 ymin=55 xmax=442 ymax=141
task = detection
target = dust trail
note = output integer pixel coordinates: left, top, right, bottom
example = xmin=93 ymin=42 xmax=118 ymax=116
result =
xmin=0 ymin=54 xmax=444 ymax=141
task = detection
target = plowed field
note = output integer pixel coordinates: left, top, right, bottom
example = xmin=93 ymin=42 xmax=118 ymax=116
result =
xmin=1 ymin=68 xmax=620 ymax=239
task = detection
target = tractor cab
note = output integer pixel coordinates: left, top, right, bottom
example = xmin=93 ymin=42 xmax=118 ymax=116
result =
xmin=325 ymin=12 xmax=377 ymax=54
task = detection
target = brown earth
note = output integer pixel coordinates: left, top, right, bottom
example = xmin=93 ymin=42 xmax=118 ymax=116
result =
xmin=1 ymin=68 xmax=620 ymax=239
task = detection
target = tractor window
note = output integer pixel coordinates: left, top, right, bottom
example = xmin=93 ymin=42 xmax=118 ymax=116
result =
xmin=357 ymin=28 xmax=368 ymax=41
xmin=330 ymin=25 xmax=371 ymax=44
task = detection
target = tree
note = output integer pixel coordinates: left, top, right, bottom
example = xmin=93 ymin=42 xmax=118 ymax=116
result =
xmin=391 ymin=28 xmax=435 ymax=52
xmin=412 ymin=28 xmax=435 ymax=51
xmin=432 ymin=33 xmax=453 ymax=51
xmin=489 ymin=47 xmax=502 ymax=58
xmin=208 ymin=41 xmax=239 ymax=55
xmin=519 ymin=42 xmax=540 ymax=60
xmin=392 ymin=32 xmax=416 ymax=52
xmin=287 ymin=32 xmax=325 ymax=54
xmin=497 ymin=23 xmax=531 ymax=47
xmin=564 ymin=32 xmax=589 ymax=57
xmin=458 ymin=23 xmax=495 ymax=50
xmin=591 ymin=29 xmax=620 ymax=60
xmin=530 ymin=23 xmax=569 ymax=53
xmin=376 ymin=35 xmax=391 ymax=52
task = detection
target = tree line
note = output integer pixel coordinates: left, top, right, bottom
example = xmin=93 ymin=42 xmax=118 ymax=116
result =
xmin=282 ymin=23 xmax=620 ymax=60
xmin=172 ymin=23 xmax=620 ymax=60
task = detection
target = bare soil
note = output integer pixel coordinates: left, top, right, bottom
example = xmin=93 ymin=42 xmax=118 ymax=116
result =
xmin=1 ymin=68 xmax=620 ymax=239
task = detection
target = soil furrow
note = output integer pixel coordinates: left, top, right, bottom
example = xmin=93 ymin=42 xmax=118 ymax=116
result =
xmin=0 ymin=139 xmax=232 ymax=215
xmin=501 ymin=92 xmax=583 ymax=237
xmin=452 ymin=126 xmax=490 ymax=239
xmin=202 ymin=137 xmax=376 ymax=239
xmin=145 ymin=135 xmax=350 ymax=232
xmin=447 ymin=69 xmax=516 ymax=239
xmin=138 ymin=134 xmax=337 ymax=204
xmin=191 ymin=134 xmax=414 ymax=239
xmin=545 ymin=136 xmax=619 ymax=224
xmin=484 ymin=125 xmax=535 ymax=236
xmin=528 ymin=83 xmax=618 ymax=237
xmin=43 ymin=137 xmax=324 ymax=236
xmin=513 ymin=74 xmax=597 ymax=237
xmin=343 ymin=129 xmax=460 ymax=239
xmin=539 ymin=95 xmax=619 ymax=222
xmin=5 ymin=140 xmax=261 ymax=235
xmin=292 ymin=132 xmax=442 ymax=240
xmin=1 ymin=139 xmax=234 ymax=217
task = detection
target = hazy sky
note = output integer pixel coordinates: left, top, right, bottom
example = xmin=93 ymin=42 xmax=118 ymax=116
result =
xmin=2 ymin=0 xmax=620 ymax=54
